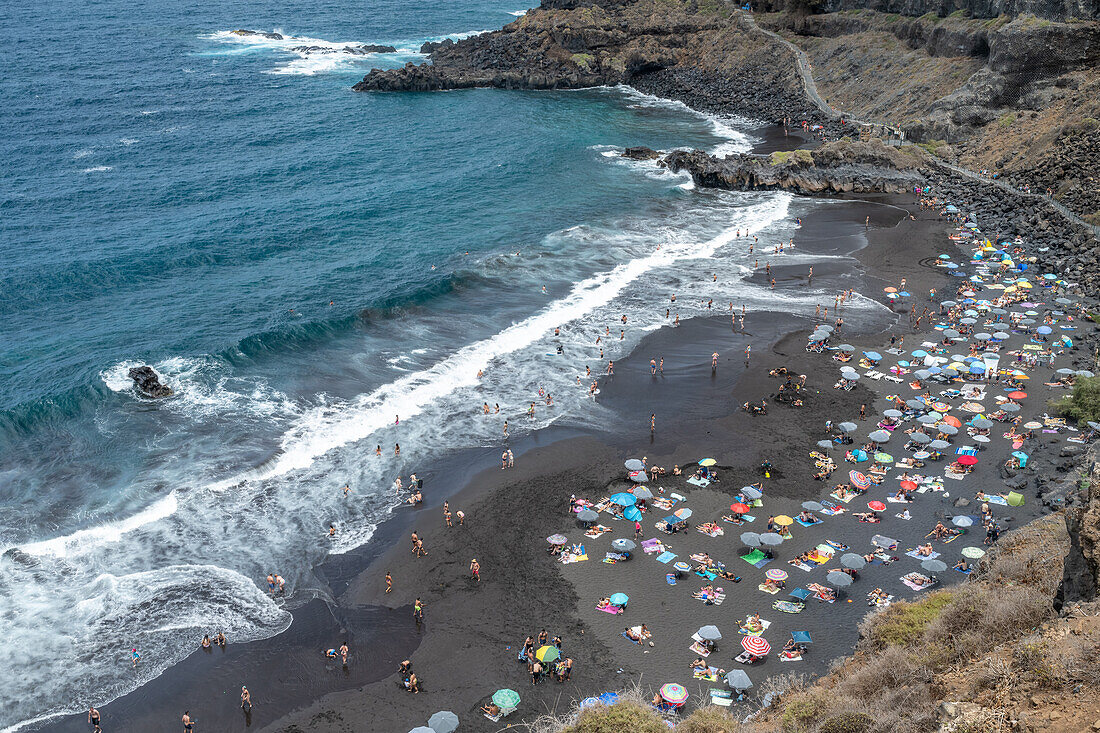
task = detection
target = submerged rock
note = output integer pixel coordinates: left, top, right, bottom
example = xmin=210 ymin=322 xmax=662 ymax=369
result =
xmin=232 ymin=30 xmax=284 ymax=40
xmin=622 ymin=146 xmax=661 ymax=160
xmin=128 ymin=366 xmax=172 ymax=398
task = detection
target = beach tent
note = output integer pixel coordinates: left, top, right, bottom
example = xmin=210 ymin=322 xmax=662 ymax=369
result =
xmin=623 ymin=507 xmax=642 ymax=522
xmin=791 ymin=630 xmax=812 ymax=645
xmin=1011 ymin=451 xmax=1029 ymax=467
xmin=1007 ymin=492 xmax=1025 ymax=507
xmin=428 ymin=711 xmax=459 ymax=733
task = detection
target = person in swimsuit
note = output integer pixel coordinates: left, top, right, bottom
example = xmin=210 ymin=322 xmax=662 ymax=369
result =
xmin=240 ymin=687 xmax=252 ymax=712
xmin=182 ymin=711 xmax=194 ymax=731
xmin=339 ymin=642 xmax=349 ymax=666
xmin=88 ymin=706 xmax=101 ymax=732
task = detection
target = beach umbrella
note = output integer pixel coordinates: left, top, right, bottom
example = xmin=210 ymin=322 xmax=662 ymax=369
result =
xmin=698 ymin=625 xmax=722 ymax=641
xmin=869 ymin=430 xmax=891 ymax=443
xmin=838 ymin=344 xmax=855 ymax=352
xmin=659 ymin=683 xmax=689 ymax=704
xmin=765 ymin=569 xmax=788 ymax=581
xmin=1057 ymin=368 xmax=1075 ymax=376
xmin=731 ymin=502 xmax=752 ymax=514
xmin=673 ymin=561 xmax=692 ymax=573
xmin=943 ymin=329 xmax=961 ymax=339
xmin=974 ymin=332 xmax=992 ymax=341
xmin=917 ymin=414 xmax=938 ymax=425
xmin=884 ymin=409 xmax=903 ymax=418
xmin=826 ymin=570 xmax=853 ymax=587
xmin=1001 ymin=403 xmax=1020 ymax=412
xmin=872 ymin=534 xmax=897 ymax=549
xmin=838 ymin=422 xmax=858 ymax=434
xmin=741 ymin=637 xmax=770 ymax=655
xmin=610 ymin=492 xmax=636 ymax=507
xmin=611 ymin=538 xmax=636 ymax=552
xmin=725 ymin=669 xmax=752 ymax=690
xmin=914 ymin=369 xmax=931 ymax=380
xmin=817 ymin=440 xmax=834 ymax=451
xmin=971 ymin=418 xmax=993 ymax=429
xmin=851 ymin=449 xmax=869 ymax=462
xmin=802 ymin=501 xmax=823 ymax=511
xmin=912 ymin=349 xmax=929 ymax=358
xmin=940 ymin=424 xmax=959 ymax=435
xmin=742 ymin=487 xmax=763 ymax=500
xmin=1090 ymin=421 xmax=1100 ymax=431
xmin=913 ymin=450 xmax=931 ymax=460
xmin=1023 ymin=421 xmax=1042 ymax=429
xmin=845 ymin=372 xmax=861 ymax=381
xmin=674 ymin=508 xmax=692 ymax=520
xmin=1078 ymin=370 xmax=1096 ymax=378
xmin=699 ymin=458 xmax=717 ymax=467
xmin=849 ymin=470 xmax=871 ymax=490
xmin=906 ymin=399 xmax=926 ymax=410
xmin=993 ymin=332 xmax=1010 ymax=340
xmin=740 ymin=532 xmax=762 ymax=547
xmin=428 ymin=711 xmax=459 ymax=733
xmin=547 ymin=534 xmax=568 ymax=545
xmin=535 ymin=645 xmax=560 ymax=663
xmin=411 ymin=727 xmax=436 ymax=733
xmin=973 ymin=435 xmax=991 ymax=447
xmin=1012 ymin=451 xmax=1029 ymax=467
xmin=628 ymin=470 xmax=648 ymax=483
xmin=910 ymin=433 xmax=931 ymax=444
xmin=1037 ymin=326 xmax=1053 ymax=335
xmin=492 ymin=689 xmax=521 ymax=709
xmin=579 ymin=697 xmax=600 ymax=709
xmin=597 ymin=692 xmax=620 ymax=705
xmin=865 ymin=351 xmax=883 ymax=361
xmin=900 ymin=480 xmax=918 ymax=492
xmin=968 ymin=363 xmax=986 ymax=374
xmin=624 ymin=459 xmax=645 ymax=471
xmin=942 ymin=300 xmax=957 ymax=306
xmin=962 ymin=546 xmax=986 ymax=559
xmin=929 ymin=440 xmax=951 ymax=450
xmin=952 ymin=516 xmax=973 ymax=527
xmin=623 ymin=506 xmax=642 ymax=522
xmin=840 ymin=553 xmax=866 ymax=569
xmin=632 ymin=486 xmax=653 ymax=500
xmin=867 ymin=500 xmax=886 ymax=511
xmin=609 ymin=593 xmax=629 ymax=606
xmin=922 ymin=559 xmax=948 ymax=572
xmin=875 ymin=452 xmax=893 ymax=464
xmin=809 ymin=332 xmax=828 ymax=342
xmin=818 ymin=325 xmax=835 ymax=333
xmin=957 ymin=455 xmax=979 ymax=467
xmin=774 ymin=515 xmax=794 ymax=526
xmin=959 ymin=318 xmax=977 ymax=325
xmin=760 ymin=532 xmax=784 ymax=546
xmin=577 ymin=509 xmax=599 ymax=523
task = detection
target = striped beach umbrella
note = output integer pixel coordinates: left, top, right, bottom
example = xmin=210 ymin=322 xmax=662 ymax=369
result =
xmin=659 ymin=683 xmax=689 ymax=704
xmin=849 ymin=471 xmax=871 ymax=490
xmin=741 ymin=636 xmax=770 ymax=655
xmin=765 ymin=569 xmax=788 ymax=581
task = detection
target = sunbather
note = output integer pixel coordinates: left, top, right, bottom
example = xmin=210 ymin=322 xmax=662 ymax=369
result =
xmin=624 ymin=624 xmax=651 ymax=642
xmin=916 ymin=543 xmax=934 ymax=556
xmin=481 ymin=703 xmax=501 ymax=716
xmin=953 ymin=560 xmax=969 ymax=572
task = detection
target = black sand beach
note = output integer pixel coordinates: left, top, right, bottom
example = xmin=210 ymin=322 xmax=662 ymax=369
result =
xmin=40 ymin=133 xmax=1084 ymax=733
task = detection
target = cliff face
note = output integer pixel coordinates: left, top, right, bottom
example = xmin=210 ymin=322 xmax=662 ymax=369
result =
xmin=759 ymin=0 xmax=1100 ymax=22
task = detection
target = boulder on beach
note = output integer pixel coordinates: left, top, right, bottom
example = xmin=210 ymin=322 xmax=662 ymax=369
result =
xmin=127 ymin=366 xmax=172 ymax=398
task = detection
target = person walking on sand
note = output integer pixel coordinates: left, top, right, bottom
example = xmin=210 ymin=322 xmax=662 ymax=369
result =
xmin=650 ymin=359 xmax=657 ymax=375
xmin=712 ymin=352 xmax=719 ymax=370
xmin=385 ymin=572 xmax=392 ymax=594
xmin=88 ymin=706 xmax=102 ymax=733
xmin=744 ymin=345 xmax=751 ymax=366
xmin=182 ymin=711 xmax=194 ymax=731
xmin=470 ymin=558 xmax=481 ymax=582
xmin=240 ymin=686 xmax=252 ymax=713
xmin=634 ymin=519 xmax=643 ymax=540
xmin=457 ymin=509 xmax=465 ymax=526
xmin=339 ymin=642 xmax=349 ymax=666
xmin=501 ymin=450 xmax=508 ymax=469
xmin=860 ymin=404 xmax=866 ymax=421
xmin=650 ymin=413 xmax=656 ymax=433
xmin=507 ymin=449 xmax=514 ymax=468
xmin=413 ymin=598 xmax=424 ymax=623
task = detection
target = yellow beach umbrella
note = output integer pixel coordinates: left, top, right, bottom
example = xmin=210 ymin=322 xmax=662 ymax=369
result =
xmin=535 ymin=645 xmax=560 ymax=663
xmin=774 ymin=515 xmax=794 ymax=526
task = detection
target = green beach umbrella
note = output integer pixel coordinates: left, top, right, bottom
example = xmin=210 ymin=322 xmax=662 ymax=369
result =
xmin=492 ymin=689 xmax=521 ymax=708
xmin=874 ymin=452 xmax=893 ymax=463
xmin=961 ymin=547 xmax=986 ymax=559
xmin=535 ymin=645 xmax=560 ymax=663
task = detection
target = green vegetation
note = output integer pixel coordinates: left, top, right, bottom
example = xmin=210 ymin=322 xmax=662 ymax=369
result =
xmin=863 ymin=590 xmax=957 ymax=648
xmin=561 ymin=702 xmax=668 ymax=732
xmin=998 ymin=112 xmax=1016 ymax=128
xmin=770 ymin=148 xmax=814 ymax=165
xmin=570 ymin=53 xmax=594 ymax=70
xmin=1054 ymin=376 xmax=1100 ymax=425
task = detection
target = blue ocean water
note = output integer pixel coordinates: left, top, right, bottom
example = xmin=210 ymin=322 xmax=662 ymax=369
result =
xmin=0 ymin=0 xmax=890 ymax=728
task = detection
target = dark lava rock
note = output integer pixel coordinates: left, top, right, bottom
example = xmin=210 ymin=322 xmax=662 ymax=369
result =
xmin=232 ymin=30 xmax=283 ymax=40
xmin=622 ymin=146 xmax=661 ymax=160
xmin=128 ymin=366 xmax=172 ymax=398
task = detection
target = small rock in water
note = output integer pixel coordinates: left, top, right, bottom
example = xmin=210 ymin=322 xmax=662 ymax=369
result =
xmin=128 ymin=365 xmax=172 ymax=398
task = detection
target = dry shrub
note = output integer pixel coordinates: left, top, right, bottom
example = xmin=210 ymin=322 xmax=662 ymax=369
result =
xmin=817 ymin=710 xmax=874 ymax=733
xmin=674 ymin=705 xmax=743 ymax=732
xmin=780 ymin=689 xmax=829 ymax=731
xmin=836 ymin=646 xmax=925 ymax=699
xmin=562 ymin=701 xmax=668 ymax=733
xmin=1061 ymin=635 xmax=1100 ymax=686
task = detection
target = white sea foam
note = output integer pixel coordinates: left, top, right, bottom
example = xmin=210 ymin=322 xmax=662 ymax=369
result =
xmin=15 ymin=492 xmax=178 ymax=558
xmin=610 ymin=85 xmax=755 ymax=156
xmin=507 ymin=9 xmax=528 ymax=15
xmin=81 ymin=165 xmax=112 ymax=173
xmin=118 ymin=138 xmax=138 ymax=145
xmin=73 ymin=149 xmax=93 ymax=159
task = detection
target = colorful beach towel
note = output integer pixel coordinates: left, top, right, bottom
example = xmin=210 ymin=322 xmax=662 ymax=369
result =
xmin=905 ymin=549 xmax=941 ymax=560
xmin=741 ymin=549 xmax=766 ymax=566
xmin=656 ymin=551 xmax=677 ymax=564
xmin=689 ymin=641 xmax=711 ymax=657
xmin=757 ymin=583 xmax=780 ymax=595
xmin=687 ymin=477 xmax=710 ymax=487
xmin=773 ymin=600 xmax=804 ymax=614
xmin=738 ymin=617 xmax=770 ymax=636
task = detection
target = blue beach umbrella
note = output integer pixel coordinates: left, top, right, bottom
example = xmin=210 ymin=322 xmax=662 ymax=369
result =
xmin=864 ymin=351 xmax=882 ymax=361
xmin=609 ymin=593 xmax=628 ymax=606
xmin=1037 ymin=326 xmax=1052 ymax=335
xmin=623 ymin=506 xmax=642 ymax=522
xmin=1012 ymin=451 xmax=1029 ymax=467
xmin=610 ymin=492 xmax=637 ymax=507
xmin=791 ymin=630 xmax=813 ymax=645
xmin=597 ymin=692 xmax=620 ymax=705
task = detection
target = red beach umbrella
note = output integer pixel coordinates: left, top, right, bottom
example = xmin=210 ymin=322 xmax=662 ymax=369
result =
xmin=730 ymin=502 xmax=751 ymax=514
xmin=899 ymin=480 xmax=918 ymax=492
xmin=942 ymin=415 xmax=962 ymax=428
xmin=957 ymin=455 xmax=978 ymax=466
xmin=867 ymin=500 xmax=886 ymax=511
xmin=741 ymin=636 xmax=770 ymax=655
xmin=1008 ymin=391 xmax=1027 ymax=400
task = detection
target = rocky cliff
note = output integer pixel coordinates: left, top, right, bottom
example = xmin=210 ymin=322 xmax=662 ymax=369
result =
xmin=660 ymin=139 xmax=926 ymax=193
xmin=757 ymin=0 xmax=1100 ymax=22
